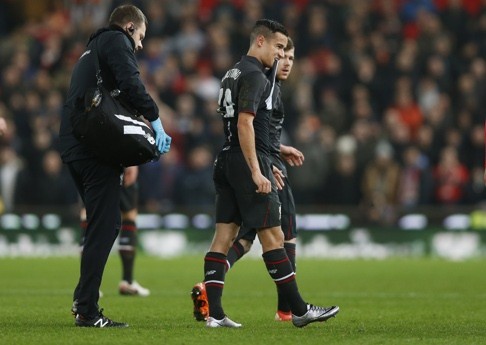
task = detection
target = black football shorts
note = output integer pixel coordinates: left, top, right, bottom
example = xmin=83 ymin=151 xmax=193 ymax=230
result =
xmin=237 ymin=155 xmax=297 ymax=242
xmin=213 ymin=149 xmax=281 ymax=229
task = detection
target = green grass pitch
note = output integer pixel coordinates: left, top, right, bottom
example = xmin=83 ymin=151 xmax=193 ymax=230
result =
xmin=1 ymin=255 xmax=485 ymax=345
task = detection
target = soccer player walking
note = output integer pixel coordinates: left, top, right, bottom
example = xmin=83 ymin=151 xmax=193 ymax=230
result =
xmin=193 ymin=38 xmax=305 ymax=322
xmin=228 ymin=37 xmax=304 ymax=322
xmin=200 ymin=19 xmax=339 ymax=328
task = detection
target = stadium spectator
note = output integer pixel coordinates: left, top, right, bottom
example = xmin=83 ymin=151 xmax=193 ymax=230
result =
xmin=0 ymin=147 xmax=28 ymax=212
xmin=325 ymin=151 xmax=361 ymax=206
xmin=34 ymin=149 xmax=78 ymax=207
xmin=397 ymin=145 xmax=434 ymax=208
xmin=433 ymin=146 xmax=469 ymax=204
xmin=288 ymin=114 xmax=330 ymax=205
xmin=0 ymin=0 xmax=484 ymax=223
xmin=138 ymin=147 xmax=183 ymax=212
xmin=361 ymin=140 xmax=401 ymax=225
xmin=466 ymin=166 xmax=486 ymax=204
xmin=174 ymin=144 xmax=214 ymax=207
xmin=390 ymin=77 xmax=424 ymax=139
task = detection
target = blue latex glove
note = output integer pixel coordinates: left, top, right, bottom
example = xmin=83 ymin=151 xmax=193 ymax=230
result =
xmin=150 ymin=118 xmax=171 ymax=154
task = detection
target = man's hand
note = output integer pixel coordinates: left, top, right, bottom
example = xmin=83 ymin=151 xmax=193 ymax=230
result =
xmin=280 ymin=144 xmax=304 ymax=167
xmin=252 ymin=171 xmax=272 ymax=194
xmin=151 ymin=118 xmax=172 ymax=154
xmin=272 ymin=165 xmax=285 ymax=190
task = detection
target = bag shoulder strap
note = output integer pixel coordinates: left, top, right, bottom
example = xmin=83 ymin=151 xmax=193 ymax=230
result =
xmin=91 ymin=37 xmax=103 ymax=87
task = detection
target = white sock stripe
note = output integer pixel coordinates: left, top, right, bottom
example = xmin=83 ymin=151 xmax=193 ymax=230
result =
xmin=205 ymin=279 xmax=225 ymax=285
xmin=273 ymin=272 xmax=295 ymax=282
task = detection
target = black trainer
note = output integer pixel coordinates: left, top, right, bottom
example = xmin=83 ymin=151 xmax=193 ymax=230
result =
xmin=75 ymin=309 xmax=128 ymax=328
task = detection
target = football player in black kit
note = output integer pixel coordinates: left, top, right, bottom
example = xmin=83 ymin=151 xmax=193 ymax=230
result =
xmin=227 ymin=37 xmax=303 ymax=322
xmin=192 ymin=38 xmax=304 ymax=322
xmin=116 ymin=166 xmax=150 ymax=297
xmin=197 ymin=19 xmax=339 ymax=328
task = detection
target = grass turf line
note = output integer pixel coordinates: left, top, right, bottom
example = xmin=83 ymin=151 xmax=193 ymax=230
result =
xmin=0 ymin=256 xmax=485 ymax=345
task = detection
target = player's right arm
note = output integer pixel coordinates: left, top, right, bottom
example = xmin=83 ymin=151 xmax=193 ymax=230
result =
xmin=238 ymin=112 xmax=271 ymax=194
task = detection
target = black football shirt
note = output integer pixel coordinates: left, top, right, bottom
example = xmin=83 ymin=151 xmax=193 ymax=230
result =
xmin=269 ymin=80 xmax=284 ymax=157
xmin=217 ymin=56 xmax=277 ymax=155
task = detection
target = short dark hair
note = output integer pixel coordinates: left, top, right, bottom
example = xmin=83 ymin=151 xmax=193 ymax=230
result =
xmin=285 ymin=37 xmax=294 ymax=51
xmin=109 ymin=5 xmax=148 ymax=27
xmin=250 ymin=19 xmax=288 ymax=44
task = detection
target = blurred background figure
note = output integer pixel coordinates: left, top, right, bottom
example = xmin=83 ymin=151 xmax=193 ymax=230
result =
xmin=361 ymin=141 xmax=401 ymax=225
xmin=0 ymin=0 xmax=484 ymax=225
xmin=174 ymin=144 xmax=214 ymax=208
xmin=433 ymin=146 xmax=469 ymax=205
xmin=397 ymin=145 xmax=433 ymax=209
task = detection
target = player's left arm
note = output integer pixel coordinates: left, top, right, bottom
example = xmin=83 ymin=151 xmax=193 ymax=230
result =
xmin=280 ymin=144 xmax=304 ymax=167
xmin=238 ymin=112 xmax=271 ymax=194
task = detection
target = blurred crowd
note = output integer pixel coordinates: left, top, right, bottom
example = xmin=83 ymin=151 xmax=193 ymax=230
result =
xmin=0 ymin=0 xmax=485 ymax=225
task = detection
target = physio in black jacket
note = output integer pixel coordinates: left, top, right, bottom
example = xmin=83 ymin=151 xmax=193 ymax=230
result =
xmin=59 ymin=5 xmax=171 ymax=328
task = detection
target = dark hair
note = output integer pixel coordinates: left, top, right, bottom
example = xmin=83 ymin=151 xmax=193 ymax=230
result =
xmin=250 ymin=19 xmax=288 ymax=44
xmin=109 ymin=5 xmax=148 ymax=27
xmin=285 ymin=37 xmax=294 ymax=51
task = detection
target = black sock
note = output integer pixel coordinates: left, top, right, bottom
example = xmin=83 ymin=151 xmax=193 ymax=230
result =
xmin=263 ymin=248 xmax=306 ymax=316
xmin=277 ymin=242 xmax=297 ymax=313
xmin=284 ymin=242 xmax=297 ymax=272
xmin=119 ymin=220 xmax=137 ymax=283
xmin=226 ymin=241 xmax=245 ymax=269
xmin=204 ymin=252 xmax=228 ymax=319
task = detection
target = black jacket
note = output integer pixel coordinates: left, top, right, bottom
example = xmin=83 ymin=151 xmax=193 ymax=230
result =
xmin=59 ymin=25 xmax=159 ymax=163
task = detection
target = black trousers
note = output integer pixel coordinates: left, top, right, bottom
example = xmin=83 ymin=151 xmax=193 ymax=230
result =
xmin=68 ymin=158 xmax=122 ymax=318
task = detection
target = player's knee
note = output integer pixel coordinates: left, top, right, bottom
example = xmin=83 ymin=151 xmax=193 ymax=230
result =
xmin=239 ymin=239 xmax=253 ymax=253
xmin=284 ymin=238 xmax=297 ymax=245
xmin=211 ymin=223 xmax=239 ymax=253
xmin=121 ymin=209 xmax=137 ymax=221
xmin=258 ymin=226 xmax=284 ymax=252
